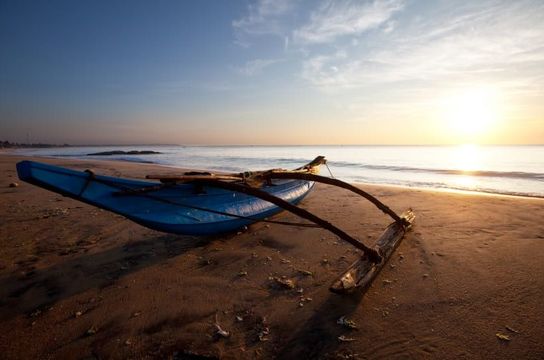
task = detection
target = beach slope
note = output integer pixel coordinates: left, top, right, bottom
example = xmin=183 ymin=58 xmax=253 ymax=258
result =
xmin=0 ymin=155 xmax=543 ymax=359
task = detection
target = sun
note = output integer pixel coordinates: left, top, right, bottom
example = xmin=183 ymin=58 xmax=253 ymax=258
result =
xmin=441 ymin=87 xmax=501 ymax=141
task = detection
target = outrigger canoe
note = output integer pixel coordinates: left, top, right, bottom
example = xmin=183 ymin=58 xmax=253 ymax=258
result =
xmin=16 ymin=158 xmax=323 ymax=235
xmin=16 ymin=156 xmax=415 ymax=294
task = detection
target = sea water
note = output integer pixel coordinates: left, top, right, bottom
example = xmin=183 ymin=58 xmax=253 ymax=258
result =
xmin=16 ymin=145 xmax=544 ymax=198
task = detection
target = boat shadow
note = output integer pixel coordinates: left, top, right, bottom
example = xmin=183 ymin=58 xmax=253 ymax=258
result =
xmin=276 ymin=290 xmax=365 ymax=358
xmin=0 ymin=233 xmax=209 ymax=322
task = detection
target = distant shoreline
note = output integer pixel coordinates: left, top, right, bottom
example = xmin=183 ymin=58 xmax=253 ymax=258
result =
xmin=0 ymin=141 xmax=71 ymax=149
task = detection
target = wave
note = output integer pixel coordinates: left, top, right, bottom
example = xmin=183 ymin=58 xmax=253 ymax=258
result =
xmin=58 ymin=153 xmax=544 ymax=181
xmin=346 ymin=176 xmax=544 ymax=199
xmin=112 ymin=157 xmax=155 ymax=164
xmin=170 ymin=155 xmax=544 ymax=181
xmin=328 ymin=160 xmax=544 ymax=180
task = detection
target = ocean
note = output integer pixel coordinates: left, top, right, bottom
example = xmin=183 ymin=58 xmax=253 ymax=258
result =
xmin=15 ymin=145 xmax=544 ymax=198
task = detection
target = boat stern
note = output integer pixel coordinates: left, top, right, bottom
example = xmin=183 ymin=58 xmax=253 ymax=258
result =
xmin=16 ymin=160 xmax=33 ymax=182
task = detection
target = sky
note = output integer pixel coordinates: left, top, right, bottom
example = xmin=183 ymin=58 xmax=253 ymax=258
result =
xmin=0 ymin=0 xmax=543 ymax=145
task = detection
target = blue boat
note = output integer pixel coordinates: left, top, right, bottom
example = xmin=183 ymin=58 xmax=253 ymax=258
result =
xmin=16 ymin=159 xmax=321 ymax=235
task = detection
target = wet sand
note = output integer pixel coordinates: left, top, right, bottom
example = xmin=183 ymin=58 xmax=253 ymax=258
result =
xmin=0 ymin=154 xmax=543 ymax=359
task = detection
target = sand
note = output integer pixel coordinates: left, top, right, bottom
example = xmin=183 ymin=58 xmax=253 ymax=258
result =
xmin=0 ymin=154 xmax=543 ymax=359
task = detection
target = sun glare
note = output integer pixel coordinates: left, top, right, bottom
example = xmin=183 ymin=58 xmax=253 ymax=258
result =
xmin=441 ymin=87 xmax=501 ymax=142
xmin=451 ymin=143 xmax=481 ymax=172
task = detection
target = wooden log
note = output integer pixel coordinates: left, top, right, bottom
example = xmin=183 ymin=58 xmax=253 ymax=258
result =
xmin=329 ymin=209 xmax=415 ymax=294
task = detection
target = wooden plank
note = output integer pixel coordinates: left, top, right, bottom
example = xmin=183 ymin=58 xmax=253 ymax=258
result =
xmin=145 ymin=156 xmax=327 ymax=182
xmin=145 ymin=174 xmax=243 ymax=182
xmin=329 ymin=209 xmax=415 ymax=294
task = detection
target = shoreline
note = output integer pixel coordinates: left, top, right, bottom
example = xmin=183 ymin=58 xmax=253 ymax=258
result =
xmin=3 ymin=152 xmax=543 ymax=201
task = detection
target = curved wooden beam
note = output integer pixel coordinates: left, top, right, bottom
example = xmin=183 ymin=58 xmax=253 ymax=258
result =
xmin=199 ymin=179 xmax=382 ymax=263
xmin=263 ymin=172 xmax=403 ymax=224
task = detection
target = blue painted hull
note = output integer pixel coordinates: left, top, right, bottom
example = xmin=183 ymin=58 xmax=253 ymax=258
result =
xmin=16 ymin=161 xmax=315 ymax=235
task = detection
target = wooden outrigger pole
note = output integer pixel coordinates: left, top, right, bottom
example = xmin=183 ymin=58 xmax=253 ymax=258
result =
xmin=189 ymin=156 xmax=415 ymax=295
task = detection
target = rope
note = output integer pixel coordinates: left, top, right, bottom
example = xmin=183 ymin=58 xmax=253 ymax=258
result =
xmin=325 ymin=162 xmax=335 ymax=179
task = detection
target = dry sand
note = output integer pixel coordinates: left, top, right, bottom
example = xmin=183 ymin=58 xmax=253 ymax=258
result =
xmin=0 ymin=154 xmax=543 ymax=359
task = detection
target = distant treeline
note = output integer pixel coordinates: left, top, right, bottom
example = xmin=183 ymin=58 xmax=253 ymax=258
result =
xmin=0 ymin=141 xmax=70 ymax=148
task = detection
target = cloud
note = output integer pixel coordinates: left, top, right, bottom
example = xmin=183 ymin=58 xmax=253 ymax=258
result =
xmin=382 ymin=20 xmax=396 ymax=33
xmin=294 ymin=0 xmax=404 ymax=44
xmin=235 ymin=59 xmax=282 ymax=76
xmin=233 ymin=0 xmax=293 ymax=40
xmin=300 ymin=0 xmax=544 ymax=96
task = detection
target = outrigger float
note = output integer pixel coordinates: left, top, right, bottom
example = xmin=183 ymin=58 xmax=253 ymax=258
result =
xmin=16 ymin=156 xmax=414 ymax=294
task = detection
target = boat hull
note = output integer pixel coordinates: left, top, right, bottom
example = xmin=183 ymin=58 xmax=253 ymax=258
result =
xmin=16 ymin=161 xmax=315 ymax=235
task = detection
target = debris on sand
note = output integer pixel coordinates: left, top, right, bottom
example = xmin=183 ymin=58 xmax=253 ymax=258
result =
xmin=86 ymin=326 xmax=97 ymax=336
xmin=213 ymin=313 xmax=230 ymax=339
xmin=198 ymin=257 xmax=213 ymax=266
xmin=238 ymin=271 xmax=248 ymax=277
xmin=297 ymin=269 xmax=313 ymax=276
xmin=270 ymin=276 xmax=295 ymax=289
xmin=29 ymin=309 xmax=42 ymax=318
xmin=258 ymin=326 xmax=270 ymax=342
xmin=505 ymin=325 xmax=520 ymax=333
xmin=215 ymin=323 xmax=230 ymax=338
xmin=337 ymin=316 xmax=357 ymax=329
xmin=338 ymin=335 xmax=356 ymax=342
xmin=256 ymin=317 xmax=270 ymax=342
xmin=496 ymin=333 xmax=510 ymax=341
xmin=9 ymin=182 xmax=19 ymax=188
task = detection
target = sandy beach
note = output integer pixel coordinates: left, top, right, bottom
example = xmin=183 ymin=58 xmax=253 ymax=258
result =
xmin=0 ymin=153 xmax=543 ymax=359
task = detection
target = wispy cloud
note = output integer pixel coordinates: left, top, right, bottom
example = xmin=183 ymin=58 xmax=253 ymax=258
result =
xmin=235 ymin=58 xmax=282 ymax=76
xmin=301 ymin=1 xmax=544 ymax=95
xmin=232 ymin=0 xmax=294 ymax=46
xmin=294 ymin=0 xmax=404 ymax=44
